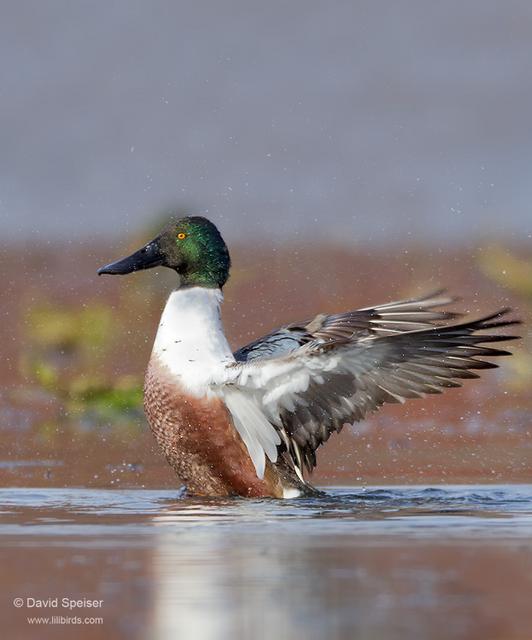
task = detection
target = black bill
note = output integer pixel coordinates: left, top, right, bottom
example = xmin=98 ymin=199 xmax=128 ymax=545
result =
xmin=98 ymin=239 xmax=164 ymax=275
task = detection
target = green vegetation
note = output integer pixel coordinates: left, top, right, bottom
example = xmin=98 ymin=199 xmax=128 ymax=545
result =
xmin=478 ymin=245 xmax=532 ymax=299
xmin=20 ymin=302 xmax=144 ymax=424
xmin=477 ymin=245 xmax=532 ymax=391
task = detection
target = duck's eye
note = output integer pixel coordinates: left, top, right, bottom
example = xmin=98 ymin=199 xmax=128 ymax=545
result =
xmin=177 ymin=232 xmax=187 ymax=240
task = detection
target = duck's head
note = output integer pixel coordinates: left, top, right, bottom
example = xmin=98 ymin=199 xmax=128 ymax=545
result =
xmin=98 ymin=216 xmax=230 ymax=288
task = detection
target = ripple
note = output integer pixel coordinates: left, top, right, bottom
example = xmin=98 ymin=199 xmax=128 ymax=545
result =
xmin=0 ymin=485 xmax=531 ymax=545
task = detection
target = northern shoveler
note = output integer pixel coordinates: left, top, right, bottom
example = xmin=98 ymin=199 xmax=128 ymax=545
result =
xmin=98 ymin=216 xmax=519 ymax=498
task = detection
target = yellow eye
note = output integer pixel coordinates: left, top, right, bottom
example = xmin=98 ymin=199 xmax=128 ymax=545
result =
xmin=177 ymin=232 xmax=187 ymax=240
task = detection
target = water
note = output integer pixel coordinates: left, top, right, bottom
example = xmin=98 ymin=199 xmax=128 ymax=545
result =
xmin=1 ymin=485 xmax=532 ymax=640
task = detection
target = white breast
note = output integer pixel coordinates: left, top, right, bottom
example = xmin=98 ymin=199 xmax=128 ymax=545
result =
xmin=151 ymin=287 xmax=235 ymax=395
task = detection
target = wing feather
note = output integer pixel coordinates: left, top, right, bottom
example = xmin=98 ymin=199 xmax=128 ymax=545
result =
xmin=222 ymin=301 xmax=519 ymax=480
xmin=223 ymin=388 xmax=280 ymax=478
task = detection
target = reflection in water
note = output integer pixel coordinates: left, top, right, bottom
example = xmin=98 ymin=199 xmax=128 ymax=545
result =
xmin=1 ymin=486 xmax=532 ymax=640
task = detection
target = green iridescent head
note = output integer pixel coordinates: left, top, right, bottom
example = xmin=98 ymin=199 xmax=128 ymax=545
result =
xmin=98 ymin=216 xmax=231 ymax=289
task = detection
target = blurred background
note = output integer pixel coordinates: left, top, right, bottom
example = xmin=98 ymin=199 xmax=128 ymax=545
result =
xmin=1 ymin=0 xmax=531 ymax=488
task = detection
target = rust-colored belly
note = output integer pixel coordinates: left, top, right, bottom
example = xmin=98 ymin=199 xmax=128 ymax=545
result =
xmin=144 ymin=357 xmax=284 ymax=497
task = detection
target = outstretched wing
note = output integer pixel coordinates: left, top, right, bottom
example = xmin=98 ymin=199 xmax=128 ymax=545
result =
xmin=223 ymin=296 xmax=519 ymax=480
xmin=234 ymin=290 xmax=460 ymax=363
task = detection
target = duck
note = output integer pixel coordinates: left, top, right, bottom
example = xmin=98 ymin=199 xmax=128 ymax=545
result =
xmin=98 ymin=216 xmax=519 ymax=498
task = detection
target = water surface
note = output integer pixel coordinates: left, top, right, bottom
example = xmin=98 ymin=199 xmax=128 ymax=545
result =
xmin=1 ymin=485 xmax=531 ymax=640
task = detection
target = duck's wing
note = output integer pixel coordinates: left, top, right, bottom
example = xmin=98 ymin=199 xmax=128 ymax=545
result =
xmin=234 ymin=290 xmax=460 ymax=363
xmin=223 ymin=299 xmax=519 ymax=480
